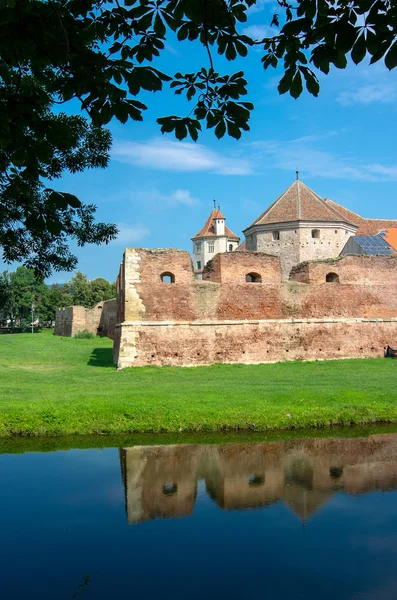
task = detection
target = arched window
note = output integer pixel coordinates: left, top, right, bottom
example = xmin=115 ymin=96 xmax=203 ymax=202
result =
xmin=329 ymin=466 xmax=343 ymax=479
xmin=229 ymin=244 xmax=233 ymax=252
xmin=246 ymin=272 xmax=262 ymax=283
xmin=160 ymin=272 xmax=175 ymax=283
xmin=326 ymin=272 xmax=339 ymax=283
xmin=163 ymin=482 xmax=178 ymax=496
xmin=312 ymin=229 xmax=320 ymax=239
xmin=248 ymin=474 xmax=265 ymax=487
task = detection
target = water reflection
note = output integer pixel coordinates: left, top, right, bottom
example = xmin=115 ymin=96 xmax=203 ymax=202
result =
xmin=120 ymin=434 xmax=397 ymax=524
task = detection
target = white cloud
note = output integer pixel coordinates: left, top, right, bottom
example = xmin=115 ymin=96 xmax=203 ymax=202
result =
xmin=242 ymin=24 xmax=275 ymax=40
xmin=251 ymin=135 xmax=397 ymax=182
xmin=337 ymin=82 xmax=397 ymax=106
xmin=112 ymin=138 xmax=252 ymax=175
xmin=112 ymin=223 xmax=150 ymax=246
xmin=247 ymin=0 xmax=276 ymax=13
xmin=138 ymin=188 xmax=200 ymax=207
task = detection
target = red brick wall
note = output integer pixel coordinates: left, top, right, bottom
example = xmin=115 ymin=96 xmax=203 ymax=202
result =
xmin=290 ymin=255 xmax=397 ymax=284
xmin=118 ymin=319 xmax=397 ymax=367
xmin=203 ymin=251 xmax=281 ymax=283
xmin=137 ymin=249 xmax=194 ymax=285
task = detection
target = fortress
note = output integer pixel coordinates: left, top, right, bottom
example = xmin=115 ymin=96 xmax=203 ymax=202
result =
xmin=55 ymin=180 xmax=397 ymax=368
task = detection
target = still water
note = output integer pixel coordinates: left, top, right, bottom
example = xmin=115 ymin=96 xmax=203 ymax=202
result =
xmin=2 ymin=432 xmax=397 ymax=599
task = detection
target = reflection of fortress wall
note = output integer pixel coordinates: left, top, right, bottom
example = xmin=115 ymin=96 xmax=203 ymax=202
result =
xmin=205 ymin=443 xmax=284 ymax=510
xmin=121 ymin=434 xmax=397 ymax=524
xmin=121 ymin=445 xmax=200 ymax=524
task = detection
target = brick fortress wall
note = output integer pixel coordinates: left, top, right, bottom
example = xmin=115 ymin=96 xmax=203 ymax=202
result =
xmin=113 ymin=249 xmax=397 ymax=368
xmin=55 ymin=298 xmax=116 ymax=339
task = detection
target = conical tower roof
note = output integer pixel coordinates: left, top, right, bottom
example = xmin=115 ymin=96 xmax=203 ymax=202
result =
xmin=245 ymin=180 xmax=356 ymax=230
xmin=192 ymin=208 xmax=239 ymax=241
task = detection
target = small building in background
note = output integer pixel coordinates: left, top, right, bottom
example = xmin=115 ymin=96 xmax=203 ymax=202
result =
xmin=191 ymin=205 xmax=240 ymax=279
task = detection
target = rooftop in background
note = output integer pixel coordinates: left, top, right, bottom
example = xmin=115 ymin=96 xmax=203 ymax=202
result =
xmin=245 ymin=180 xmax=357 ymax=230
xmin=324 ymin=199 xmax=397 ymax=236
xmin=192 ymin=208 xmax=239 ymax=241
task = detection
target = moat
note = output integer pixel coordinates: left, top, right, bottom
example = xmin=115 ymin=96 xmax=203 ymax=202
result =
xmin=2 ymin=429 xmax=397 ymax=599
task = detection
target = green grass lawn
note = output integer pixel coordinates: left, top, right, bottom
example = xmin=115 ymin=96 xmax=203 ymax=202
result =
xmin=0 ymin=329 xmax=397 ymax=437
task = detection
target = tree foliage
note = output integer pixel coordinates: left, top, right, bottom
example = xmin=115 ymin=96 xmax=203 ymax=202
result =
xmin=0 ymin=267 xmax=116 ymax=326
xmin=1 ymin=0 xmax=396 ymax=275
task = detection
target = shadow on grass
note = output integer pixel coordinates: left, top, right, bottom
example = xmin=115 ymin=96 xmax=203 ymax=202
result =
xmin=88 ymin=347 xmax=116 ymax=368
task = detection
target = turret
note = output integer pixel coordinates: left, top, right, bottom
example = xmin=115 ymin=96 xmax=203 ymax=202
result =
xmin=213 ymin=206 xmax=226 ymax=236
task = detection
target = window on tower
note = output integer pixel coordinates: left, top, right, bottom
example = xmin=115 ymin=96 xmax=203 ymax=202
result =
xmin=195 ymin=242 xmax=201 ymax=253
xmin=229 ymin=244 xmax=233 ymax=252
xmin=272 ymin=231 xmax=280 ymax=241
xmin=208 ymin=243 xmax=214 ymax=253
xmin=197 ymin=261 xmax=201 ymax=270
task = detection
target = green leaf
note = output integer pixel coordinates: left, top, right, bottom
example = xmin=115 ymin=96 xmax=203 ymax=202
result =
xmin=351 ymin=33 xmax=366 ymax=65
xmin=175 ymin=121 xmax=187 ymax=140
xmin=215 ymin=120 xmax=226 ymax=139
xmin=154 ymin=13 xmax=166 ymax=37
xmin=226 ymin=120 xmax=241 ymax=140
xmin=278 ymin=69 xmax=294 ymax=94
xmin=300 ymin=67 xmax=320 ymax=97
xmin=290 ymin=70 xmax=303 ymax=99
xmin=385 ymin=40 xmax=397 ymax=70
xmin=63 ymin=193 xmax=81 ymax=209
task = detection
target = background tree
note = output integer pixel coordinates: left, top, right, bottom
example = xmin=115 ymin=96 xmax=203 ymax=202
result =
xmin=0 ymin=267 xmax=116 ymax=327
xmin=89 ymin=278 xmax=117 ymax=305
xmin=1 ymin=0 xmax=396 ymax=276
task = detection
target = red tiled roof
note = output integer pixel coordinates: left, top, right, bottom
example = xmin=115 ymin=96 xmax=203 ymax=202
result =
xmin=245 ymin=181 xmax=355 ymax=229
xmin=325 ymin=198 xmax=397 ymax=236
xmin=236 ymin=240 xmax=246 ymax=251
xmin=382 ymin=229 xmax=397 ymax=251
xmin=192 ymin=208 xmax=240 ymax=241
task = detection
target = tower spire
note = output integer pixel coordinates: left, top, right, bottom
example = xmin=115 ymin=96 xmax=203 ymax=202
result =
xmin=296 ymin=169 xmax=299 ymax=181
xmin=213 ymin=198 xmax=216 ymax=209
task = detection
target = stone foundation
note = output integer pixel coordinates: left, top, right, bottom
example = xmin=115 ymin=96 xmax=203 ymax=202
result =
xmin=115 ymin=317 xmax=397 ymax=368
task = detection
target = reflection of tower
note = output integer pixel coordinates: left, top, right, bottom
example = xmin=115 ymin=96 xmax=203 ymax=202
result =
xmin=283 ymin=456 xmax=332 ymax=521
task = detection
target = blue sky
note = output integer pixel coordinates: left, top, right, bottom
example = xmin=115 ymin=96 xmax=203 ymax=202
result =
xmin=6 ymin=0 xmax=397 ymax=283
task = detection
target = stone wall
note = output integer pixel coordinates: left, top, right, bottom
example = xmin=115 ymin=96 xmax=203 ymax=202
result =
xmin=54 ymin=306 xmax=86 ymax=337
xmin=113 ymin=248 xmax=397 ymax=368
xmin=116 ymin=318 xmax=397 ymax=368
xmin=290 ymin=255 xmax=397 ymax=284
xmin=252 ymin=224 xmax=355 ymax=280
xmin=54 ymin=298 xmax=116 ymax=339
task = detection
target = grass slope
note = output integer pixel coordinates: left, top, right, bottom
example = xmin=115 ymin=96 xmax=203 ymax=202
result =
xmin=0 ymin=329 xmax=396 ymax=437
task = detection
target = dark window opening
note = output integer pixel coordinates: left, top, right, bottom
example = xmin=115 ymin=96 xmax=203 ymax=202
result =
xmin=163 ymin=482 xmax=178 ymax=496
xmin=246 ymin=272 xmax=262 ymax=283
xmin=312 ymin=229 xmax=320 ymax=239
xmin=272 ymin=230 xmax=280 ymax=240
xmin=248 ymin=474 xmax=265 ymax=487
xmin=196 ymin=261 xmax=201 ymax=270
xmin=330 ymin=466 xmax=344 ymax=479
xmin=229 ymin=244 xmax=233 ymax=252
xmin=326 ymin=272 xmax=339 ymax=283
xmin=160 ymin=272 xmax=175 ymax=283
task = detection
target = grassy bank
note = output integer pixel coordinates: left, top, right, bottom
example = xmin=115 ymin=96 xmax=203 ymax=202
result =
xmin=0 ymin=329 xmax=397 ymax=437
